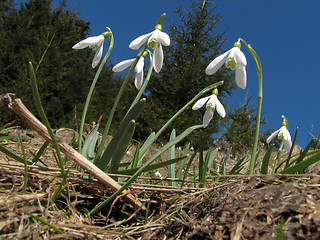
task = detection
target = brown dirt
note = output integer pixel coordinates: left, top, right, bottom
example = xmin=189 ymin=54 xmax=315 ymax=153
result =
xmin=0 ymin=129 xmax=320 ymax=239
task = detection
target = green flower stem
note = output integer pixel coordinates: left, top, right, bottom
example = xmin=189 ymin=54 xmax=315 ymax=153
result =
xmin=95 ymin=43 xmax=148 ymax=161
xmin=28 ymin=62 xmax=65 ymax=176
xmin=138 ymin=81 xmax=224 ymax=160
xmin=272 ymin=142 xmax=283 ymax=174
xmin=128 ymin=59 xmax=154 ymax=112
xmin=78 ymin=28 xmax=114 ymax=153
xmin=239 ymin=38 xmax=263 ymax=175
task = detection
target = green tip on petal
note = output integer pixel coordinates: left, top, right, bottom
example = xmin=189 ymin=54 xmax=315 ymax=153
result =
xmin=281 ymin=115 xmax=289 ymax=129
xmin=212 ymin=88 xmax=218 ymax=96
xmin=234 ymin=41 xmax=241 ymax=48
xmin=142 ymin=51 xmax=148 ymax=58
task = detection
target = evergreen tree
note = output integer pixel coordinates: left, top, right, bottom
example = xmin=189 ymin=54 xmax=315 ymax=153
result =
xmin=135 ymin=0 xmax=235 ymax=148
xmin=0 ymin=0 xmax=122 ymax=129
xmin=222 ymin=94 xmax=270 ymax=152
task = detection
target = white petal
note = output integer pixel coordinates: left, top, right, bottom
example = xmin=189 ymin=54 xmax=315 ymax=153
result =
xmin=266 ymin=128 xmax=281 ymax=144
xmin=215 ymin=98 xmax=226 ymax=118
xmin=203 ymin=109 xmax=214 ymax=127
xmin=205 ymin=49 xmax=231 ymax=75
xmin=129 ymin=31 xmax=153 ymax=50
xmin=158 ymin=31 xmax=170 ymax=46
xmin=206 ymin=94 xmax=217 ymax=106
xmin=234 ymin=47 xmax=247 ymax=66
xmin=92 ymin=42 xmax=104 ymax=68
xmin=135 ymin=57 xmax=144 ymax=73
xmin=192 ymin=96 xmax=211 ymax=110
xmin=72 ymin=35 xmax=104 ymax=49
xmin=134 ymin=70 xmax=143 ymax=90
xmin=284 ymin=139 xmax=292 ymax=151
xmin=112 ymin=59 xmax=135 ymax=72
xmin=235 ymin=66 xmax=247 ymax=89
xmin=153 ymin=45 xmax=163 ymax=73
xmin=281 ymin=127 xmax=292 ymax=151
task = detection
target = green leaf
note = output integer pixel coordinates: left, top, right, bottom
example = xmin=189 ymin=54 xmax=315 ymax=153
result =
xmin=138 ymin=132 xmax=156 ymax=165
xmin=31 ymin=141 xmax=49 ymax=166
xmin=110 ymin=120 xmax=136 ymax=173
xmin=260 ymin=144 xmax=274 ymax=174
xmin=89 ymin=124 xmax=203 ymax=216
xmin=176 ymin=143 xmax=190 ymax=179
xmin=229 ymin=156 xmax=248 ymax=175
xmin=204 ymin=148 xmax=218 ymax=176
xmin=24 ymin=212 xmax=64 ymax=234
xmin=220 ymin=148 xmax=232 ymax=175
xmin=81 ymin=124 xmax=99 ymax=162
xmin=94 ymin=98 xmax=145 ymax=171
xmin=129 ymin=143 xmax=140 ymax=169
xmin=0 ymin=145 xmax=32 ymax=165
xmin=280 ymin=150 xmax=320 ymax=174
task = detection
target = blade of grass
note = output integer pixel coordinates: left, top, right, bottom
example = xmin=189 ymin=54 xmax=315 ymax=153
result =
xmin=0 ymin=144 xmax=32 ymax=165
xmin=28 ymin=62 xmax=65 ymax=175
xmin=24 ymin=212 xmax=63 ymax=234
xmin=229 ymin=156 xmax=247 ymax=175
xmin=31 ymin=140 xmax=49 ymax=165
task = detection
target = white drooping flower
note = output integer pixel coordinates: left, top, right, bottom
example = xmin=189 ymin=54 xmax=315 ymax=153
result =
xmin=72 ymin=31 xmax=109 ymax=68
xmin=112 ymin=55 xmax=145 ymax=90
xmin=129 ymin=28 xmax=170 ymax=73
xmin=192 ymin=88 xmax=226 ymax=127
xmin=154 ymin=170 xmax=162 ymax=178
xmin=267 ymin=115 xmax=292 ymax=151
xmin=206 ymin=41 xmax=247 ymax=89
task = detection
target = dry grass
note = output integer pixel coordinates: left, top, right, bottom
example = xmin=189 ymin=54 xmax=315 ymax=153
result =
xmin=0 ymin=128 xmax=320 ymax=239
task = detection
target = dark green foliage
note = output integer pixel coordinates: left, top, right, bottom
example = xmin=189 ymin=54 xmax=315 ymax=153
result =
xmin=0 ymin=0 xmax=122 ymax=129
xmin=134 ymin=0 xmax=235 ymax=148
xmin=222 ymin=95 xmax=269 ymax=152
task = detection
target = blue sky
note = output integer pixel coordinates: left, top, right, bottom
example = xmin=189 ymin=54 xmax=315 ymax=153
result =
xmin=34 ymin=0 xmax=320 ymax=147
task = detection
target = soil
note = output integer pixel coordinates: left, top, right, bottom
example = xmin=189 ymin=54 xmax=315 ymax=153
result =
xmin=0 ymin=128 xmax=320 ymax=239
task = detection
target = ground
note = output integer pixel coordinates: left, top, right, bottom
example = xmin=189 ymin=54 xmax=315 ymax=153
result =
xmin=0 ymin=129 xmax=320 ymax=239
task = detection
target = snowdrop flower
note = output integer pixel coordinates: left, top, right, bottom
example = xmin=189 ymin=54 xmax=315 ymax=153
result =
xmin=155 ymin=170 xmax=162 ymax=178
xmin=267 ymin=115 xmax=292 ymax=151
xmin=192 ymin=88 xmax=226 ymax=127
xmin=112 ymin=52 xmax=147 ymax=90
xmin=72 ymin=31 xmax=109 ymax=68
xmin=129 ymin=24 xmax=170 ymax=73
xmin=206 ymin=41 xmax=247 ymax=89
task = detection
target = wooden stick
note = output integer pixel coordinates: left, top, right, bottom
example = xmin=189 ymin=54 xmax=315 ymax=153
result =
xmin=1 ymin=94 xmax=146 ymax=212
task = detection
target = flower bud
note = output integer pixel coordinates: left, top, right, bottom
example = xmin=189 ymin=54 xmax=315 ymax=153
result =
xmin=212 ymin=88 xmax=219 ymax=96
xmin=281 ymin=115 xmax=289 ymax=129
xmin=234 ymin=40 xmax=241 ymax=48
